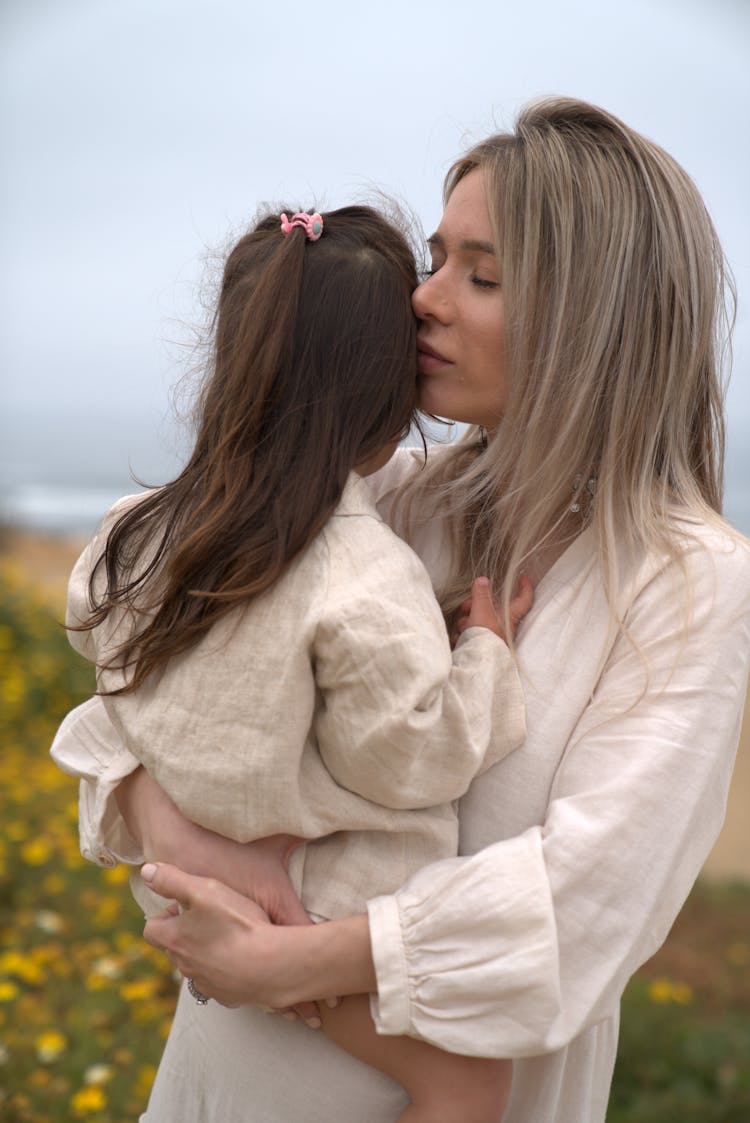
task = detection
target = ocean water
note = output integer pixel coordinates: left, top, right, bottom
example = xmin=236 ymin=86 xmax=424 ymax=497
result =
xmin=2 ymin=408 xmax=749 ymax=539
xmin=0 ymin=408 xmax=188 ymax=538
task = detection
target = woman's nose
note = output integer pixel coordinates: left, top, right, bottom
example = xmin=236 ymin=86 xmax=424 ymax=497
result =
xmin=412 ymin=272 xmax=449 ymax=322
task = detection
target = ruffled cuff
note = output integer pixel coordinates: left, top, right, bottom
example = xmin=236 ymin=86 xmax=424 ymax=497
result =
xmin=366 ymin=894 xmax=411 ymax=1035
xmin=366 ymin=831 xmax=562 ymax=1058
xmin=51 ymin=698 xmax=143 ymax=867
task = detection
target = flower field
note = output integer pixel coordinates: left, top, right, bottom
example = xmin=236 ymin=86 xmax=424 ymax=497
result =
xmin=1 ymin=540 xmax=748 ymax=1121
xmin=0 ymin=554 xmax=177 ymax=1121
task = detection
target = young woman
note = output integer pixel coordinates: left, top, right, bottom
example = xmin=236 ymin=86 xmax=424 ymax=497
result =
xmin=53 ymin=98 xmax=750 ymax=1123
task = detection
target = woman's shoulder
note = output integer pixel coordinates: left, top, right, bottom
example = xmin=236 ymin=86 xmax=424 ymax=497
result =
xmin=617 ymin=512 xmax=750 ymax=621
xmin=364 ymin=443 xmax=450 ymax=514
xmin=669 ymin=513 xmax=750 ymax=574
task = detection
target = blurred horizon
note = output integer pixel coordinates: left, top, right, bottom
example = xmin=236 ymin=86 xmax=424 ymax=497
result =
xmin=2 ymin=0 xmax=749 ymax=537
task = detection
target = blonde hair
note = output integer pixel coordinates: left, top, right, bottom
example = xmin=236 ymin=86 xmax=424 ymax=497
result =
xmin=405 ymin=97 xmax=734 ymax=626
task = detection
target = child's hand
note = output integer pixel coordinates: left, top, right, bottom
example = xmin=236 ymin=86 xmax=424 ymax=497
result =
xmin=454 ymin=575 xmax=534 ymax=645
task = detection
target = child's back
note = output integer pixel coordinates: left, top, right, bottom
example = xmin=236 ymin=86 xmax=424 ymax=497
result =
xmin=67 ymin=468 xmax=524 ymax=921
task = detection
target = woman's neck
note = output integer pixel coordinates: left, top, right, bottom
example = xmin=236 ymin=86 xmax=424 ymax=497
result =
xmin=523 ymin=513 xmax=585 ymax=585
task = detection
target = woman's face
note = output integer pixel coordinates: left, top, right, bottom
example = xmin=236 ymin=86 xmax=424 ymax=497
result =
xmin=413 ymin=169 xmax=506 ymax=432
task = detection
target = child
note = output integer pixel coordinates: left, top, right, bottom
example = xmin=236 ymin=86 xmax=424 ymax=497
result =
xmin=60 ymin=206 xmax=531 ymax=1122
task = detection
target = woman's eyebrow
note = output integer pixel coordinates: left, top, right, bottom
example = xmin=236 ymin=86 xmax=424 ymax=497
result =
xmin=427 ymin=233 xmax=496 ymax=255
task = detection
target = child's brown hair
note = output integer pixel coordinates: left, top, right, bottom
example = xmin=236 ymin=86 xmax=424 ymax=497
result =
xmin=81 ymin=205 xmax=422 ymax=692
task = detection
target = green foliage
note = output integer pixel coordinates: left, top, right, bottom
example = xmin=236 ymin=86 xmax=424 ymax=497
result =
xmin=609 ymin=880 xmax=750 ymax=1120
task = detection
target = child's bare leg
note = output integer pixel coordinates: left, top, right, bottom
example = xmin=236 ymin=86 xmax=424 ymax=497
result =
xmin=320 ymin=994 xmax=511 ymax=1123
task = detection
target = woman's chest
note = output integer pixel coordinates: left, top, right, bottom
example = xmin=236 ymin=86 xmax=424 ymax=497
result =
xmin=458 ymin=566 xmax=611 ymax=854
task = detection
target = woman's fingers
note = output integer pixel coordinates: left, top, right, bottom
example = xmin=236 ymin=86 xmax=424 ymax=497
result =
xmin=275 ymin=1002 xmax=323 ymax=1028
xmin=141 ymin=865 xmax=277 ymax=1007
xmin=140 ymin=861 xmax=198 ymax=908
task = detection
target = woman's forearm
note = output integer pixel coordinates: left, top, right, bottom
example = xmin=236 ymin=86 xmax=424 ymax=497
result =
xmin=280 ymin=913 xmax=377 ymax=1006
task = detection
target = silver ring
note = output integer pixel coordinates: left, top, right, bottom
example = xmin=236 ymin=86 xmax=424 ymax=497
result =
xmin=187 ymin=977 xmax=210 ymax=1005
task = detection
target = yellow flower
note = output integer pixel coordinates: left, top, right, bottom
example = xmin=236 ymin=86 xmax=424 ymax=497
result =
xmin=85 ymin=973 xmax=109 ymax=992
xmin=42 ymin=873 xmax=66 ymax=894
xmin=120 ymin=977 xmax=161 ymax=1002
xmin=71 ymin=1084 xmax=107 ymax=1115
xmin=0 ymin=950 xmax=43 ymax=984
xmin=36 ymin=1029 xmax=67 ymax=1062
xmin=134 ymin=1063 xmax=158 ymax=1100
xmin=2 ymin=666 xmax=26 ymax=705
xmin=647 ymin=977 xmax=692 ymax=1005
xmin=103 ymin=863 xmax=130 ymax=885
xmin=0 ymin=982 xmax=19 ymax=1002
xmin=20 ymin=838 xmax=53 ymax=865
xmin=93 ymin=895 xmax=122 ymax=926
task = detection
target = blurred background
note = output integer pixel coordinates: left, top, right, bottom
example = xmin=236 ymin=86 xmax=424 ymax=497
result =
xmin=1 ymin=2 xmax=749 ymax=1120
xmin=1 ymin=0 xmax=749 ymax=535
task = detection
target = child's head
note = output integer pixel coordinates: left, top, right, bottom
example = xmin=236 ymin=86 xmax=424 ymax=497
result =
xmin=90 ymin=204 xmax=423 ymax=692
xmin=195 ymin=204 xmax=421 ymax=486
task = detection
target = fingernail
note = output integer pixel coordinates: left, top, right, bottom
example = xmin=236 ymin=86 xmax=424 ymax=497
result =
xmin=476 ymin=576 xmax=490 ymax=588
xmin=141 ymin=863 xmax=157 ymax=882
xmin=305 ymin=1016 xmax=322 ymax=1030
xmin=325 ymin=996 xmax=340 ymax=1009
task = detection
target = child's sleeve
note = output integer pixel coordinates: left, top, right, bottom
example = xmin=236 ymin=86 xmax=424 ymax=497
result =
xmin=313 ymin=522 xmax=526 ymax=810
xmin=50 ymin=698 xmax=144 ymax=867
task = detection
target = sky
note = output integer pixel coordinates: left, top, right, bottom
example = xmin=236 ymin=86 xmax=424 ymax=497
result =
xmin=1 ymin=0 xmax=749 ymax=530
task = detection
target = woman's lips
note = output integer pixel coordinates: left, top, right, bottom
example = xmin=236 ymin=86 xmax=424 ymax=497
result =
xmin=417 ymin=340 xmax=451 ymax=374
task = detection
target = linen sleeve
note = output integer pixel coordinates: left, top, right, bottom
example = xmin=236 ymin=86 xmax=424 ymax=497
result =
xmin=50 ymin=698 xmax=143 ymax=867
xmin=314 ymin=527 xmax=526 ymax=809
xmin=366 ymin=534 xmax=750 ymax=1057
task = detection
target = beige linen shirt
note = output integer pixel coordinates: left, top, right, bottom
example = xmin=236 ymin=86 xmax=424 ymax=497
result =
xmin=64 ymin=471 xmax=525 ymax=919
xmin=51 ymin=449 xmax=750 ymax=1123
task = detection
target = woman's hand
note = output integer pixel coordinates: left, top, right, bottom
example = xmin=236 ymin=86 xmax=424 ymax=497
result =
xmin=116 ymin=767 xmax=309 ymax=925
xmin=141 ymin=862 xmax=377 ymax=1015
xmin=142 ymin=863 xmax=289 ymax=1008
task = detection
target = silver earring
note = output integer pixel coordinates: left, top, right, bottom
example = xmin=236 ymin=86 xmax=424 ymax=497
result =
xmin=570 ymin=474 xmax=596 ymax=514
xmin=478 ymin=426 xmax=488 ymax=451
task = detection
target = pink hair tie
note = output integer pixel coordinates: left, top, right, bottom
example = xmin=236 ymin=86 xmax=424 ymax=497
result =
xmin=279 ymin=211 xmax=324 ymax=242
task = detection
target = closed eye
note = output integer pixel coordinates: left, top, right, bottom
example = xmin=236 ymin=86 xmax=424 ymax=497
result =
xmin=471 ymin=274 xmax=499 ymax=289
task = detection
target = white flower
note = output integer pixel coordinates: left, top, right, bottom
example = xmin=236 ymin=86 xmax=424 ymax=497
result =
xmin=35 ymin=910 xmax=63 ymax=934
xmin=84 ymin=1063 xmax=115 ymax=1085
